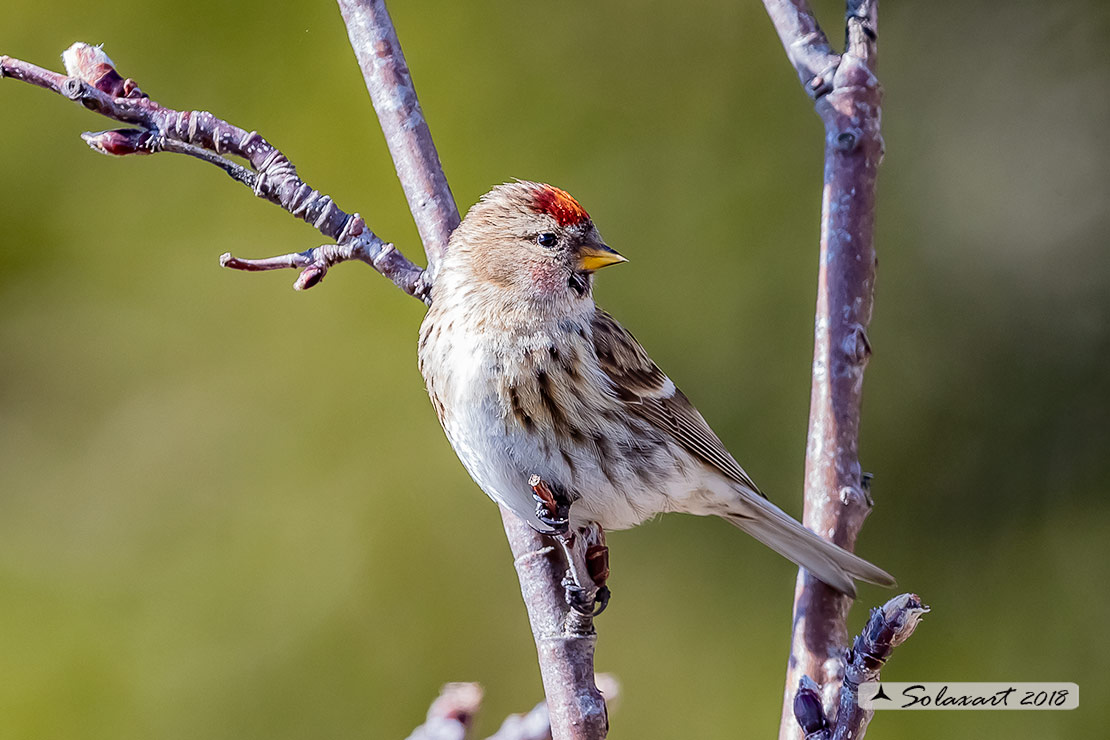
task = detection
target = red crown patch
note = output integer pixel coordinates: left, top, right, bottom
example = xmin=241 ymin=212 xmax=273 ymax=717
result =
xmin=530 ymin=184 xmax=590 ymax=227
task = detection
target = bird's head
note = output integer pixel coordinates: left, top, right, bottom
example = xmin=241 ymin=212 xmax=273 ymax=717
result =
xmin=442 ymin=181 xmax=626 ymax=304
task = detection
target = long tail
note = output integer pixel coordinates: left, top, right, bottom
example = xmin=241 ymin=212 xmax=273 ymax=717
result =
xmin=723 ymin=496 xmax=896 ymax=598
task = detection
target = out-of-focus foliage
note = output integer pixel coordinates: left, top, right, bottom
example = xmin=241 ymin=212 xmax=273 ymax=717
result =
xmin=1 ymin=1 xmax=1107 ymax=738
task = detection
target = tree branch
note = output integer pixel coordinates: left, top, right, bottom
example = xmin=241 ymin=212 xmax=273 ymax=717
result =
xmin=0 ymin=44 xmax=428 ymax=299
xmin=792 ymin=594 xmax=929 ymax=740
xmin=337 ymin=0 xmax=459 ymax=280
xmin=845 ymin=0 xmax=878 ymax=63
xmin=501 ymin=511 xmax=608 ymax=739
xmin=759 ymin=3 xmax=924 ymax=739
xmin=760 ymin=0 xmax=841 ymax=97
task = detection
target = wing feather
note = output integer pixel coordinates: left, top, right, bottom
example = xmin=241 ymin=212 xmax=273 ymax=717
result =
xmin=590 ymin=310 xmax=764 ymax=496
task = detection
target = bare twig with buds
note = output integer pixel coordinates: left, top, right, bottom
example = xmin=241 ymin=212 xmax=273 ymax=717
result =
xmin=1 ymin=2 xmax=609 ymax=738
xmin=1 ymin=44 xmax=427 ymax=299
xmin=793 ymin=594 xmax=928 ymax=740
xmin=828 ymin=594 xmax=928 ymax=739
xmin=759 ymin=3 xmax=925 ymax=740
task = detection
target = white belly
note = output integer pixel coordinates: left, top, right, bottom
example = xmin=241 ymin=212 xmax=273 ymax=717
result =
xmin=426 ymin=323 xmax=553 ymax=527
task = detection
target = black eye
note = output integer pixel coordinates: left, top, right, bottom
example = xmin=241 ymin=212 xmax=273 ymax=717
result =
xmin=537 ymin=233 xmax=557 ymax=248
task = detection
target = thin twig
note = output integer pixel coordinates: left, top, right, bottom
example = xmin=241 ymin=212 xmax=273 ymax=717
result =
xmin=483 ymin=700 xmax=552 ymax=740
xmin=0 ymin=45 xmax=428 ymax=299
xmin=830 ymin=594 xmax=927 ymax=740
xmin=791 ymin=594 xmax=929 ymax=740
xmin=80 ymin=127 xmax=259 ymax=187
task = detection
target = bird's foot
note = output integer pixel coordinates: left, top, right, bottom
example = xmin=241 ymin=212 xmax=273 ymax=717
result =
xmin=559 ymin=523 xmax=610 ymax=619
xmin=562 ymin=573 xmax=610 ymax=618
xmin=530 ymin=474 xmax=570 ymax=536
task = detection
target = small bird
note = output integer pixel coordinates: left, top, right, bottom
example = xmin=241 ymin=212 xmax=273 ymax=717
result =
xmin=418 ymin=181 xmax=894 ymax=597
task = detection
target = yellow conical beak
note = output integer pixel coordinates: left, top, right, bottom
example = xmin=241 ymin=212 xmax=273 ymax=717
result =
xmin=577 ymin=243 xmax=627 ymax=272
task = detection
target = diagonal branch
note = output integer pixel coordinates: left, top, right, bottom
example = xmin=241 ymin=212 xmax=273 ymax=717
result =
xmin=760 ymin=0 xmax=841 ymax=97
xmin=0 ymin=44 xmax=429 ymax=299
xmin=829 ymin=593 xmax=927 ymax=740
xmin=337 ymin=0 xmax=459 ymax=279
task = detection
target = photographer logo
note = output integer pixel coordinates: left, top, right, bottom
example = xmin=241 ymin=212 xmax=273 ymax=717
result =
xmin=859 ymin=683 xmax=1078 ymax=710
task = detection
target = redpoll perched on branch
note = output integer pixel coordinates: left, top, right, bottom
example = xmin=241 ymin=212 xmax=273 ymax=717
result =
xmin=419 ymin=182 xmax=894 ymax=597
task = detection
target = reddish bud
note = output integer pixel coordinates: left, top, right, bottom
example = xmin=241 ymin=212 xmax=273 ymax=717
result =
xmin=295 ymin=265 xmax=326 ymax=290
xmin=81 ymin=128 xmax=154 ymax=156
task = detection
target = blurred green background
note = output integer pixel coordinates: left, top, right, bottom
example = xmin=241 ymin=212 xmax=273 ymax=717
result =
xmin=1 ymin=1 xmax=1107 ymax=737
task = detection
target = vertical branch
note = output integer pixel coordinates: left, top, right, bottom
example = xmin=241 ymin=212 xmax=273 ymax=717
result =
xmin=788 ymin=36 xmax=882 ymax=720
xmin=761 ymin=2 xmax=886 ymax=739
xmin=502 ymin=512 xmax=608 ymax=739
xmin=334 ymin=2 xmax=605 ymax=737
